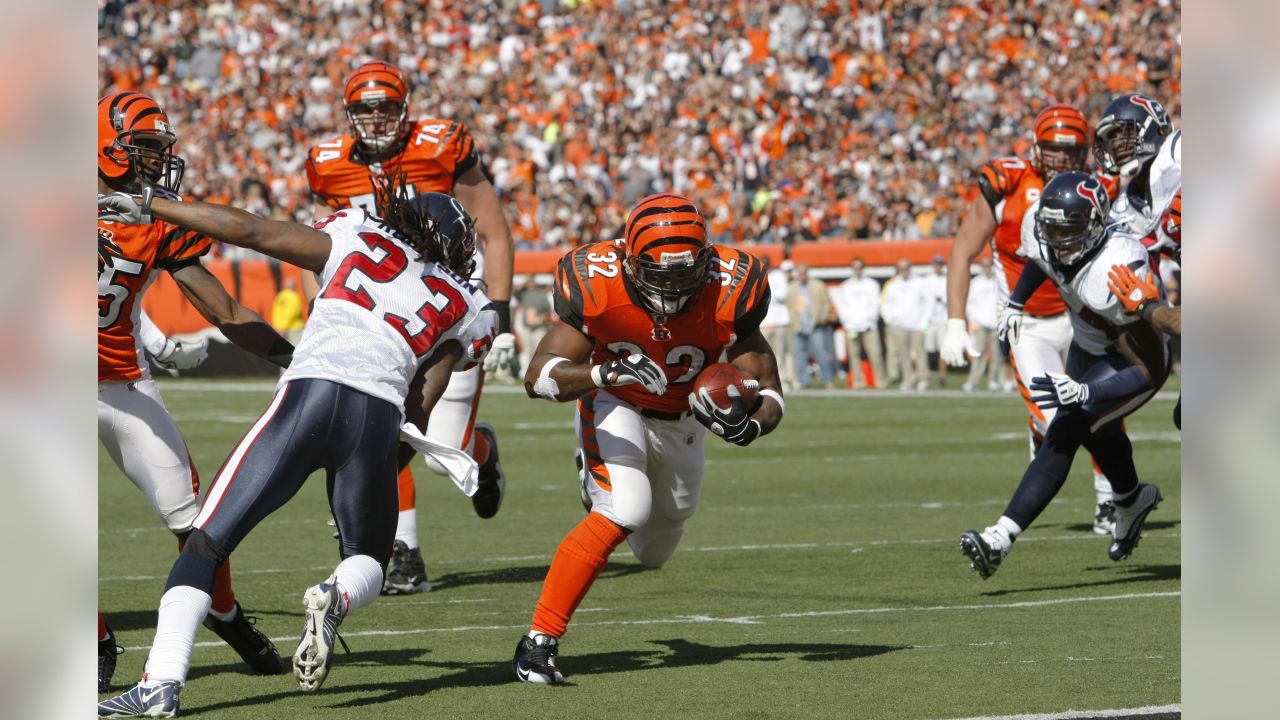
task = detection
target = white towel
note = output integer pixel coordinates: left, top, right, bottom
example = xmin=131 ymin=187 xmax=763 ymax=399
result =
xmin=398 ymin=423 xmax=479 ymax=497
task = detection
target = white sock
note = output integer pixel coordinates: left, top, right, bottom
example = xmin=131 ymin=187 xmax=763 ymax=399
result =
xmin=1093 ymin=471 xmax=1112 ymax=504
xmin=996 ymin=516 xmax=1023 ymax=540
xmin=144 ymin=586 xmax=212 ymax=684
xmin=395 ymin=509 xmax=419 ymax=549
xmin=332 ymin=555 xmax=383 ymax=616
xmin=207 ymin=605 xmax=237 ymax=623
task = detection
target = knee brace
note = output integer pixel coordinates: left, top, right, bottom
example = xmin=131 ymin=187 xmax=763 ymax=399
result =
xmin=165 ymin=530 xmax=228 ymax=593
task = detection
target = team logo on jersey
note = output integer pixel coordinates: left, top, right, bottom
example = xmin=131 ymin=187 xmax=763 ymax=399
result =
xmin=651 ymin=326 xmax=671 ymax=342
xmin=1077 ymin=180 xmax=1107 ymax=217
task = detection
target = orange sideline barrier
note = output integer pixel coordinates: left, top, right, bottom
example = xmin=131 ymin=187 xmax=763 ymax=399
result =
xmin=145 ymin=240 xmax=989 ymax=336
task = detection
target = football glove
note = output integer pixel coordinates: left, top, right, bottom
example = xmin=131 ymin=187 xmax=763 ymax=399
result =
xmin=98 ymin=232 xmax=125 ymax=272
xmin=689 ymin=385 xmax=761 ymax=446
xmin=592 ymin=353 xmax=667 ymax=395
xmin=97 ymin=186 xmax=154 ymax=225
xmin=482 ymin=332 xmax=517 ymax=374
xmin=152 ymin=337 xmax=209 ymax=371
xmin=1029 ymin=372 xmax=1089 ymax=409
xmin=1107 ymin=264 xmax=1159 ymax=315
xmin=939 ymin=318 xmax=978 ymax=367
xmin=996 ymin=301 xmax=1024 ymax=345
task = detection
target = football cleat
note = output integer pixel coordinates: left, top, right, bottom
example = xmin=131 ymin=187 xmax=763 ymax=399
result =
xmin=97 ymin=680 xmax=181 ymax=718
xmin=1093 ymin=500 xmax=1117 ymax=536
xmin=960 ymin=526 xmax=1013 ymax=580
xmin=471 ymin=423 xmax=506 ymax=519
xmin=203 ymin=603 xmax=285 ymax=675
xmin=99 ymin=626 xmax=123 ymax=693
xmin=513 ymin=632 xmax=565 ymax=685
xmin=382 ymin=540 xmax=432 ymax=594
xmin=1109 ymin=483 xmax=1162 ymax=561
xmin=575 ymin=449 xmax=591 ymax=513
xmin=293 ymin=582 xmax=348 ymax=692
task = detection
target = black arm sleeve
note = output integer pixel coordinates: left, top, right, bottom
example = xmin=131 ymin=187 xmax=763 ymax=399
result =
xmin=1008 ymin=261 xmax=1049 ymax=308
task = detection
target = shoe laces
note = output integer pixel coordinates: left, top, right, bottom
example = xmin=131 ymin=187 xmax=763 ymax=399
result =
xmin=528 ymin=635 xmax=557 ymax=666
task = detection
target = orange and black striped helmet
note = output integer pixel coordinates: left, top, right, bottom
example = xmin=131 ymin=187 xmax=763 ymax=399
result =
xmin=343 ymin=61 xmax=410 ymax=154
xmin=623 ymin=193 xmax=712 ymax=316
xmin=98 ymin=91 xmax=185 ymax=192
xmin=1031 ymin=104 xmax=1090 ymax=181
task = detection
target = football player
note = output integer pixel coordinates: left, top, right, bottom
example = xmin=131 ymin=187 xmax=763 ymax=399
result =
xmin=97 ymin=91 xmax=293 ymax=692
xmin=1094 ymin=94 xmax=1181 ymax=241
xmin=960 ymin=173 xmax=1170 ymax=580
xmin=941 ymin=104 xmax=1121 ymax=534
xmin=512 ymin=194 xmax=785 ymax=685
xmin=97 ymin=180 xmax=497 ymax=716
xmin=306 ymin=61 xmax=516 ymax=594
xmin=1110 ymin=188 xmax=1181 ymax=427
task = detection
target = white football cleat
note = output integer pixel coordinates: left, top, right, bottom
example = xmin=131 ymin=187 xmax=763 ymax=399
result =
xmin=293 ymin=583 xmax=347 ymax=691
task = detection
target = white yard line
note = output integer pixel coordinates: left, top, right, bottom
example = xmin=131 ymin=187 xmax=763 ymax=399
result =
xmin=931 ymin=704 xmax=1180 ymax=720
xmin=120 ymin=590 xmax=1179 ymax=652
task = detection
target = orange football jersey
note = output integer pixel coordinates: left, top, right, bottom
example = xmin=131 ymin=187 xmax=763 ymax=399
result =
xmin=97 ymin=197 xmax=211 ymax=382
xmin=306 ymin=119 xmax=479 ymax=211
xmin=553 ymin=242 xmax=771 ymax=414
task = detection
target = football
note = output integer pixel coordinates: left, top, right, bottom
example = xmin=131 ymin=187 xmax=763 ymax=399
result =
xmin=692 ymin=362 xmax=761 ymax=411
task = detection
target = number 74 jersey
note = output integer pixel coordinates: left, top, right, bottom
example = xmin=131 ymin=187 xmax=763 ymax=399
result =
xmin=553 ymin=241 xmax=771 ymax=414
xmin=281 ymin=209 xmax=496 ymax=409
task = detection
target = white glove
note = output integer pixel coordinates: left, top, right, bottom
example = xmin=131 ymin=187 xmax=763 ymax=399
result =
xmin=152 ymin=337 xmax=209 ymax=371
xmin=996 ymin=301 xmax=1024 ymax=345
xmin=482 ymin=332 xmax=517 ymax=373
xmin=939 ymin=318 xmax=978 ymax=367
xmin=98 ymin=186 xmax=154 ymax=225
xmin=1029 ymin=372 xmax=1089 ymax=409
xmin=591 ymin=353 xmax=667 ymax=395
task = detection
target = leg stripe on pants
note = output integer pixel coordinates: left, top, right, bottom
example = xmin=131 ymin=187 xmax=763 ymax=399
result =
xmin=194 ymin=385 xmax=290 ymax=529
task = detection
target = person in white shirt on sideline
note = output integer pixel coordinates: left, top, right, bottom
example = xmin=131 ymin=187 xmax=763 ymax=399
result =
xmin=761 ymin=258 xmax=797 ymax=390
xmin=880 ymin=258 xmax=930 ymax=391
xmin=962 ymin=257 xmax=1006 ymax=392
xmin=829 ymin=257 xmax=885 ymax=389
xmin=920 ymin=254 xmax=950 ymax=388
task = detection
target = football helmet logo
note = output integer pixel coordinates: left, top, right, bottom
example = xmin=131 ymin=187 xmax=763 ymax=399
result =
xmin=344 ymin=61 xmax=411 ymax=155
xmin=375 ymin=176 xmax=478 ymax=279
xmin=97 ymin=92 xmax=186 ymax=192
xmin=1031 ymin=104 xmax=1090 ymax=181
xmin=1034 ymin=172 xmax=1111 ymax=268
xmin=1093 ymin=94 xmax=1172 ymax=177
xmin=622 ymin=194 xmax=712 ymax=316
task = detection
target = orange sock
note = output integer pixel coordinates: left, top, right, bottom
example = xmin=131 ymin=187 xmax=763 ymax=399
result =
xmin=531 ymin=512 xmax=626 ymax=638
xmin=177 ymin=536 xmax=237 ymax=615
xmin=99 ymin=612 xmax=109 ymax=641
xmin=397 ymin=466 xmax=416 ymax=512
xmin=472 ymin=430 xmax=491 ymax=465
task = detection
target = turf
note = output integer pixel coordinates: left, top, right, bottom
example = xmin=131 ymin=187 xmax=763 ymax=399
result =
xmin=99 ymin=381 xmax=1181 ymax=719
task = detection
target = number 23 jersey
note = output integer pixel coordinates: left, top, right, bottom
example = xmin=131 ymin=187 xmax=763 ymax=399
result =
xmin=553 ymin=242 xmax=771 ymax=414
xmin=281 ymin=208 xmax=496 ymax=408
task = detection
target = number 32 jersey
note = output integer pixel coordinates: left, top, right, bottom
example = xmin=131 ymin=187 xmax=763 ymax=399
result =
xmin=553 ymin=242 xmax=771 ymax=414
xmin=281 ymin=208 xmax=496 ymax=409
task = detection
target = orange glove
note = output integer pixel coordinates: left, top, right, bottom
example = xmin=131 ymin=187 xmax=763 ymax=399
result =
xmin=1107 ymin=264 xmax=1159 ymax=314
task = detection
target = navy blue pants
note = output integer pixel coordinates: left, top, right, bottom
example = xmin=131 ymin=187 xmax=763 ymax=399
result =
xmin=167 ymin=379 xmax=401 ymax=593
xmin=1002 ymin=342 xmax=1167 ymax=530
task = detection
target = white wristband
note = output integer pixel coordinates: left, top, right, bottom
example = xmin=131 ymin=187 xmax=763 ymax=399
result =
xmin=534 ymin=357 xmax=568 ymax=400
xmin=590 ymin=364 xmax=606 ymax=388
xmin=759 ymin=388 xmax=786 ymax=417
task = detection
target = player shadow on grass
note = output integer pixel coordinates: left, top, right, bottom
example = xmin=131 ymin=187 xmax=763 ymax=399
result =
xmin=977 ymin=563 xmax=1180 ymax=597
xmin=104 ymin=608 xmax=296 ymax=633
xmin=427 ymin=562 xmax=654 ymax=591
xmin=1057 ymin=518 xmax=1181 ymax=535
xmin=185 ymin=641 xmax=904 ymax=712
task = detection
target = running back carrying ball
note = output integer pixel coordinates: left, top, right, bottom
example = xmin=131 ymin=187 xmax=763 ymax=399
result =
xmin=691 ymin=362 xmax=761 ymax=414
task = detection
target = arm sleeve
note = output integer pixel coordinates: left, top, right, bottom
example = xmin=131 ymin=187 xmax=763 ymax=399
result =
xmin=155 ymin=223 xmax=212 ymax=272
xmin=552 ymin=253 xmax=586 ymax=331
xmin=1084 ymin=365 xmax=1152 ymax=403
xmin=445 ymin=122 xmax=479 ymax=179
xmin=1008 ymin=261 xmax=1048 ymax=307
xmin=975 ymin=162 xmax=1009 ymax=214
xmin=731 ymin=254 xmax=772 ymax=338
xmin=138 ymin=311 xmax=169 ymax=356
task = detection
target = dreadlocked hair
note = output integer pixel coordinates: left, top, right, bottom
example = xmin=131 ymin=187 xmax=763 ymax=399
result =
xmin=372 ymin=171 xmax=436 ymax=263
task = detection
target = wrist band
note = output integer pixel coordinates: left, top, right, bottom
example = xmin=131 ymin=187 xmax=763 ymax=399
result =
xmin=1138 ymin=300 xmax=1159 ymax=324
xmin=759 ymin=388 xmax=786 ymax=417
xmin=533 ymin=357 xmax=567 ymax=400
xmin=491 ymin=300 xmax=512 ymax=334
xmin=590 ymin=364 xmax=606 ymax=387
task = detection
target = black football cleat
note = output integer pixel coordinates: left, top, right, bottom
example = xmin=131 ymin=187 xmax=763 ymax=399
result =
xmin=471 ymin=423 xmax=506 ymax=519
xmin=383 ymin=540 xmax=432 ymax=594
xmin=513 ymin=633 xmax=565 ymax=685
xmin=1109 ymin=483 xmax=1162 ymax=561
xmin=98 ymin=625 xmax=123 ymax=693
xmin=203 ymin=603 xmax=285 ymax=674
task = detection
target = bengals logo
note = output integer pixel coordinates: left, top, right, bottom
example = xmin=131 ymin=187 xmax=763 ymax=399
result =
xmin=651 ymin=326 xmax=671 ymax=342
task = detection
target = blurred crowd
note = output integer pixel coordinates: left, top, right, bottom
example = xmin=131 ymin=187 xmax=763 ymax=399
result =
xmin=98 ymin=0 xmax=1180 ymax=254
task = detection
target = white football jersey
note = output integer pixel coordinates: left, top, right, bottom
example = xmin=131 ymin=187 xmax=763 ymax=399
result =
xmin=1109 ymin=129 xmax=1181 ymax=239
xmin=1020 ymin=207 xmax=1152 ymax=355
xmin=280 ymin=208 xmax=497 ymax=409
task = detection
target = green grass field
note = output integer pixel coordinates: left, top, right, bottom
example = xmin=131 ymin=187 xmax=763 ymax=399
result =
xmin=99 ymin=381 xmax=1180 ymax=719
